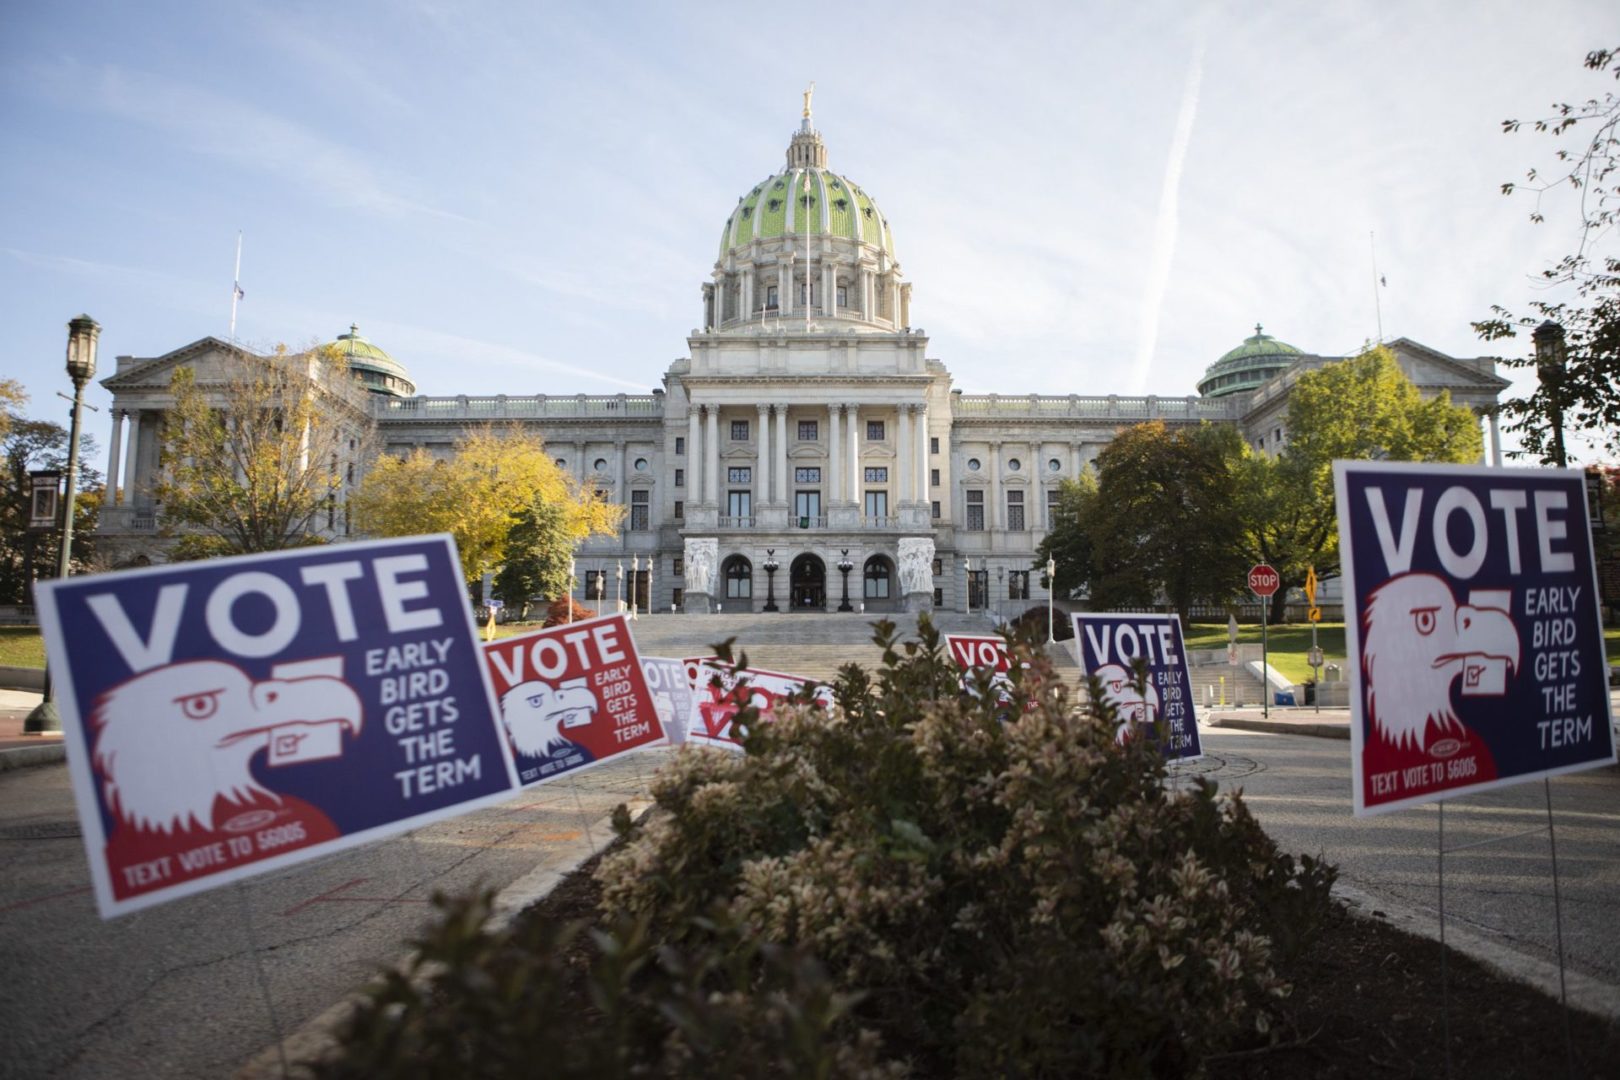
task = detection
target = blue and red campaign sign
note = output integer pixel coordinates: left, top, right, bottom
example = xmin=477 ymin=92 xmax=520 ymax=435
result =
xmin=33 ymin=535 xmax=520 ymax=918
xmin=1072 ymin=613 xmax=1202 ymax=759
xmin=1335 ymin=461 xmax=1616 ymax=816
xmin=641 ymin=656 xmax=696 ymax=746
xmin=682 ymin=658 xmax=833 ymax=751
xmin=482 ymin=614 xmax=665 ymax=785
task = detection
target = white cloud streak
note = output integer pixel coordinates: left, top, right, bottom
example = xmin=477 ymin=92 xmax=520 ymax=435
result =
xmin=1131 ymin=33 xmax=1206 ymax=395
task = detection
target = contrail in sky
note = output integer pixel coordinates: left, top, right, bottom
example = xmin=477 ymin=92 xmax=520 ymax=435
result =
xmin=1131 ymin=35 xmax=1206 ymax=395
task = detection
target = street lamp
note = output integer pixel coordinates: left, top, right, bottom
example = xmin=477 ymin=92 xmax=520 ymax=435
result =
xmin=963 ymin=557 xmax=973 ymax=615
xmin=595 ymin=563 xmax=604 ymax=617
xmin=995 ymin=565 xmax=1005 ymax=626
xmin=1533 ymin=319 xmax=1569 ymax=469
xmin=567 ymin=557 xmax=576 ymax=621
xmin=762 ymin=548 xmax=780 ymax=612
xmin=630 ymin=554 xmax=639 ymax=619
xmin=615 ymin=560 xmax=624 ymax=614
xmin=1046 ymin=555 xmax=1056 ymax=643
xmin=26 ymin=315 xmax=100 ymax=735
xmin=836 ymin=549 xmax=854 ymax=611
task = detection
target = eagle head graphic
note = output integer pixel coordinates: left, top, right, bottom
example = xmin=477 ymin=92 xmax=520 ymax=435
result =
xmin=500 ymin=678 xmax=597 ymax=758
xmin=1093 ymin=662 xmax=1160 ymax=743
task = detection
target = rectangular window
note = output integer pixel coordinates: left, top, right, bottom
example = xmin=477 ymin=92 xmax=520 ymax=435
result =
xmin=674 ymin=467 xmax=685 ymax=488
xmin=726 ymin=572 xmax=751 ymax=599
xmin=930 ymin=436 xmax=939 ymax=454
xmin=1008 ymin=570 xmax=1030 ymax=600
xmin=731 ymin=420 xmax=749 ymax=441
xmin=795 ymin=490 xmax=822 ymax=524
xmin=727 ymin=466 xmax=752 ymax=484
xmin=866 ymin=420 xmax=885 ymax=441
xmin=864 ymin=466 xmax=888 ymax=483
xmin=766 ymin=285 xmax=779 ymax=309
xmin=932 ymin=500 xmax=941 ymax=519
xmin=1007 ymin=490 xmax=1025 ymax=531
xmin=672 ymin=586 xmax=684 ymax=610
xmin=798 ymin=420 xmax=818 ymax=441
xmin=794 ymin=466 xmax=821 ymax=483
xmin=630 ymin=490 xmax=649 ymax=531
xmin=932 ymin=557 xmax=943 ymax=576
xmin=836 ymin=285 xmax=848 ymax=308
xmin=675 ymin=436 xmax=685 ymax=455
xmin=674 ymin=500 xmax=684 ymax=520
xmin=1046 ymin=488 xmax=1060 ymax=528
xmin=933 ymin=587 xmax=944 ymax=607
xmin=728 ymin=490 xmax=752 ymax=518
xmin=966 ymin=490 xmax=984 ymax=531
xmin=865 ymin=490 xmax=888 ymax=518
xmin=930 ymin=468 xmax=940 ymax=487
xmin=673 ymin=555 xmax=684 ymax=576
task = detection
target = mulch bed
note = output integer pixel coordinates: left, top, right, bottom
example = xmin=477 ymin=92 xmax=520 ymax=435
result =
xmin=524 ymin=856 xmax=1620 ymax=1078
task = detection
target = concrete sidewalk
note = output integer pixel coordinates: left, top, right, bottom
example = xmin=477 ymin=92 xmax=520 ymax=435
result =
xmin=1203 ymin=705 xmax=1351 ymax=740
xmin=0 ymin=689 xmax=64 ymax=770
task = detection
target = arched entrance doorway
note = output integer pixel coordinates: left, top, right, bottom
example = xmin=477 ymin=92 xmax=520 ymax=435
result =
xmin=789 ymin=553 xmax=825 ymax=610
xmin=863 ymin=554 xmax=897 ymax=613
xmin=721 ymin=555 xmax=753 ymax=610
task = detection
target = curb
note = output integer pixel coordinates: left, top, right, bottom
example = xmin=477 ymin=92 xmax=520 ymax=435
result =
xmin=1206 ymin=717 xmax=1350 ymax=740
xmin=235 ymin=798 xmax=652 ymax=1080
xmin=0 ymin=742 xmax=66 ymax=771
xmin=1333 ymin=880 xmax=1620 ymax=1022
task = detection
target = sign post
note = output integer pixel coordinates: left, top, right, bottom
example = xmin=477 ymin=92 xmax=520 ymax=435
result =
xmin=1305 ymin=565 xmax=1319 ymax=713
xmin=1248 ymin=563 xmax=1280 ymax=717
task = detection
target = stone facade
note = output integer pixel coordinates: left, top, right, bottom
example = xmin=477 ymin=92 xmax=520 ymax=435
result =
xmin=95 ymin=113 xmax=1511 ymax=617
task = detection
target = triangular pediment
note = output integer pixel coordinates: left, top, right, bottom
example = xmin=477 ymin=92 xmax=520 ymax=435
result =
xmin=1385 ymin=338 xmax=1510 ymax=390
xmin=101 ymin=337 xmax=251 ymax=390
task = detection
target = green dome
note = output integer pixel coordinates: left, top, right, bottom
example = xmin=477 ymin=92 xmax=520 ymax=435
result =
xmin=1197 ymin=324 xmax=1302 ymax=398
xmin=331 ymin=324 xmax=415 ymax=397
xmin=717 ymin=123 xmax=895 ymax=262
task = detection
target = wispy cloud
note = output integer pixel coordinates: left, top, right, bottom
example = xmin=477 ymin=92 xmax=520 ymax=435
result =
xmin=387 ymin=322 xmax=655 ymax=392
xmin=30 ymin=60 xmax=468 ymax=223
xmin=1131 ymin=31 xmax=1206 ymax=395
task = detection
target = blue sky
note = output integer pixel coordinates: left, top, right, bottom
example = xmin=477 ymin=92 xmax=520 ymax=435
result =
xmin=2 ymin=1 xmax=1615 ymax=461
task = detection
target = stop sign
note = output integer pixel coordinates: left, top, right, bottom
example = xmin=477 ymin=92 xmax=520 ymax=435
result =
xmin=1248 ymin=563 xmax=1280 ymax=597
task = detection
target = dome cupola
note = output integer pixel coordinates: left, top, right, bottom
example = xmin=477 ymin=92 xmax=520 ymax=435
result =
xmin=1197 ymin=324 xmax=1302 ymax=397
xmin=330 ymin=324 xmax=415 ymax=397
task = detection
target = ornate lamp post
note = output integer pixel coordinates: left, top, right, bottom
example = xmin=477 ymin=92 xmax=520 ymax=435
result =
xmin=567 ymin=557 xmax=576 ymax=621
xmin=1533 ymin=319 xmax=1569 ymax=469
xmin=630 ymin=554 xmax=640 ymax=619
xmin=963 ymin=557 xmax=973 ymax=615
xmin=615 ymin=560 xmax=624 ymax=614
xmin=1046 ymin=555 xmax=1057 ymax=643
xmin=762 ymin=549 xmax=780 ymax=612
xmin=26 ymin=315 xmax=100 ymax=734
xmin=995 ymin=565 xmax=1005 ymax=626
xmin=595 ymin=563 xmax=604 ymax=617
xmin=836 ymin=549 xmax=854 ymax=612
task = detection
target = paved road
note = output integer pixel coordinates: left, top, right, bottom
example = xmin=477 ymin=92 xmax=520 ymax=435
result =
xmin=0 ymin=752 xmax=665 ymax=1080
xmin=1190 ymin=728 xmax=1620 ymax=992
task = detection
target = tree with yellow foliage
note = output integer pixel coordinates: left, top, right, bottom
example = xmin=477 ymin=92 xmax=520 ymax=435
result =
xmin=351 ymin=425 xmax=620 ymax=597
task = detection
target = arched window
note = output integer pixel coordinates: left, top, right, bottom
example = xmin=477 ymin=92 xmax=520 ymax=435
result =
xmin=863 ymin=556 xmax=891 ymax=599
xmin=724 ymin=556 xmax=753 ymax=599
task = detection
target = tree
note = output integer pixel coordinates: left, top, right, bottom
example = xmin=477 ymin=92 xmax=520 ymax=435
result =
xmin=154 ymin=344 xmax=371 ymax=557
xmin=493 ymin=502 xmax=575 ymax=618
xmin=351 ymin=425 xmax=620 ymax=594
xmin=1033 ymin=468 xmax=1098 ymax=601
xmin=0 ymin=401 xmax=102 ymax=604
xmin=1474 ymin=46 xmax=1620 ymax=463
xmin=1077 ymin=421 xmax=1248 ymax=626
xmin=1239 ymin=345 xmax=1482 ymax=621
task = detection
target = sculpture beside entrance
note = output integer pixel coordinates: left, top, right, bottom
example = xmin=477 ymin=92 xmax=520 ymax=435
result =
xmin=899 ymin=536 xmax=935 ymax=612
xmin=682 ymin=537 xmax=718 ymax=613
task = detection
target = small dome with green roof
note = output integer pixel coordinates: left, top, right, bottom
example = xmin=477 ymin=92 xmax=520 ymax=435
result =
xmin=330 ymin=324 xmax=414 ymax=397
xmin=1197 ymin=324 xmax=1302 ymax=398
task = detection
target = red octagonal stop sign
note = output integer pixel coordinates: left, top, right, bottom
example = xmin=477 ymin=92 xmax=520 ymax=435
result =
xmin=1248 ymin=563 xmax=1280 ymax=597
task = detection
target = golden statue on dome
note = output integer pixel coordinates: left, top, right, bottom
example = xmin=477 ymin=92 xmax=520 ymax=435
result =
xmin=802 ymin=81 xmax=815 ymax=119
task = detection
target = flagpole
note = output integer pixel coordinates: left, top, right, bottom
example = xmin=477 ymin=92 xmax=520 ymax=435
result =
xmin=229 ymin=231 xmax=243 ymax=345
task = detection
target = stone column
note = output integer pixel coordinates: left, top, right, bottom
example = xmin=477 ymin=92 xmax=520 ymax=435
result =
xmin=614 ymin=438 xmax=626 ymax=505
xmin=897 ymin=405 xmax=912 ymax=503
xmin=828 ymin=404 xmax=842 ymax=503
xmin=775 ymin=406 xmax=788 ymax=503
xmin=989 ymin=441 xmax=1003 ymax=530
xmin=1488 ymin=409 xmax=1502 ymax=467
xmin=705 ymin=405 xmax=720 ymax=506
xmin=122 ymin=409 xmax=141 ymax=506
xmin=824 ymin=263 xmax=836 ymax=314
xmin=741 ymin=272 xmax=753 ymax=319
xmin=778 ymin=263 xmax=789 ymax=315
xmin=757 ymin=404 xmax=770 ymax=510
xmin=106 ymin=409 xmax=125 ymax=506
xmin=1070 ymin=440 xmax=1082 ymax=478
xmin=688 ymin=407 xmax=702 ymax=504
xmin=914 ymin=404 xmax=929 ymax=505
xmin=847 ymin=404 xmax=862 ymax=509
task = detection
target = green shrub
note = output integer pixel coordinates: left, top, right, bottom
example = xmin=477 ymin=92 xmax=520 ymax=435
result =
xmin=597 ymin=618 xmax=1336 ymax=1076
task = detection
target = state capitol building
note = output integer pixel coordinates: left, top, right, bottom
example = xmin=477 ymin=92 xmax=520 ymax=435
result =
xmin=95 ymin=107 xmax=1510 ymax=617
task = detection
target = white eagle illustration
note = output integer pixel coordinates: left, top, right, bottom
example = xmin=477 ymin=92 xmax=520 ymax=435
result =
xmin=1363 ymin=573 xmax=1520 ymax=750
xmin=1093 ymin=662 xmax=1160 ymax=743
xmin=500 ymin=678 xmax=597 ymax=758
xmin=92 ymin=659 xmax=363 ymax=834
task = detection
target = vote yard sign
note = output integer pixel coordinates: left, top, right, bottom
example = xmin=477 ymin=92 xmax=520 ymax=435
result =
xmin=640 ymin=656 xmax=696 ymax=746
xmin=942 ymin=633 xmax=1026 ymax=708
xmin=483 ymin=614 xmax=664 ymax=785
xmin=1072 ymin=613 xmax=1202 ymax=759
xmin=682 ymin=658 xmax=834 ymax=751
xmin=1335 ymin=461 xmax=1615 ymax=816
xmin=33 ymin=535 xmax=520 ymax=919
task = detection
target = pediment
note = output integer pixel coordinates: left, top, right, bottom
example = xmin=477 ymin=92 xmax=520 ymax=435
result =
xmin=101 ymin=337 xmax=248 ymax=390
xmin=1385 ymin=339 xmax=1510 ymax=389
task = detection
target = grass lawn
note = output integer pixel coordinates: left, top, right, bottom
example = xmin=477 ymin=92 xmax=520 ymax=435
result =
xmin=0 ymin=628 xmax=46 ymax=669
